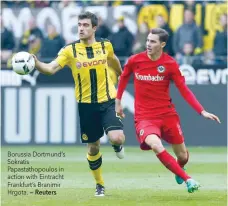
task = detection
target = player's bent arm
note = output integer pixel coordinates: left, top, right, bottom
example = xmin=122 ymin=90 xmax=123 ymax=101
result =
xmin=115 ymin=70 xmax=132 ymax=119
xmin=176 ymin=82 xmax=220 ymax=122
xmin=171 ymin=63 xmax=204 ymax=114
xmin=115 ymin=56 xmax=134 ymax=118
xmin=176 ymin=82 xmax=204 ymax=114
xmin=108 ymin=54 xmax=122 ymax=76
xmin=116 ymin=56 xmax=134 ymax=99
xmin=172 ymin=63 xmax=221 ymax=123
xmin=32 ymin=55 xmax=62 ymax=75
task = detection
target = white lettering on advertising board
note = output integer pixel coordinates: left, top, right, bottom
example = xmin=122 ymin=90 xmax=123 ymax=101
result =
xmin=35 ymin=88 xmax=76 ymax=143
xmin=3 ymin=88 xmax=135 ymax=144
xmin=2 ymin=6 xmax=137 ymax=40
xmin=4 ymin=88 xmax=32 ymax=143
xmin=180 ymin=64 xmax=228 ymax=85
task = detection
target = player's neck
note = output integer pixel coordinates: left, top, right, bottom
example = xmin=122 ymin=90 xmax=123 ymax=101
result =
xmin=147 ymin=50 xmax=163 ymax=61
xmin=80 ymin=36 xmax=96 ymax=46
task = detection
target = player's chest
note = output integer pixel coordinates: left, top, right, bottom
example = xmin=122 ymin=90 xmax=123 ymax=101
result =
xmin=74 ymin=46 xmax=107 ymax=70
xmin=133 ymin=63 xmax=170 ymax=83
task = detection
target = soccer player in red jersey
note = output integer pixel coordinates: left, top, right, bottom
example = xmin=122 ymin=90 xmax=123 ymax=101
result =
xmin=115 ymin=28 xmax=221 ymax=193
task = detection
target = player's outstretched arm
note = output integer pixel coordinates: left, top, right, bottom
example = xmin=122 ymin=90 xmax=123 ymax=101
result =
xmin=201 ymin=110 xmax=221 ymax=123
xmin=176 ymin=82 xmax=221 ymax=123
xmin=108 ymin=54 xmax=122 ymax=76
xmin=32 ymin=54 xmax=62 ymax=75
xmin=171 ymin=63 xmax=221 ymax=124
xmin=115 ymin=56 xmax=134 ymax=118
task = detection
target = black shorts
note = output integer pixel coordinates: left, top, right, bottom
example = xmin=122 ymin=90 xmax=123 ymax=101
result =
xmin=78 ymin=99 xmax=123 ymax=143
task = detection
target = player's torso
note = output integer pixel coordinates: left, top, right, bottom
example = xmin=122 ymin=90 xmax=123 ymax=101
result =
xmin=68 ymin=41 xmax=116 ymax=103
xmin=131 ymin=53 xmax=177 ymax=118
xmin=132 ymin=54 xmax=171 ymax=97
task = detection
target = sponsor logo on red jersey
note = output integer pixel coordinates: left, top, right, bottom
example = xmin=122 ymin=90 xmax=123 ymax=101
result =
xmin=135 ymin=73 xmax=165 ymax=81
xmin=139 ymin=129 xmax=144 ymax=136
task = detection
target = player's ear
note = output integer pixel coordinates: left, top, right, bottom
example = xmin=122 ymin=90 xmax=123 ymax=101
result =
xmin=93 ymin=26 xmax=97 ymax=32
xmin=161 ymin=42 xmax=166 ymax=48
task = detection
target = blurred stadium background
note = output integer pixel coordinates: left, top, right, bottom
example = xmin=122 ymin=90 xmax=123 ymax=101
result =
xmin=1 ymin=0 xmax=227 ymax=206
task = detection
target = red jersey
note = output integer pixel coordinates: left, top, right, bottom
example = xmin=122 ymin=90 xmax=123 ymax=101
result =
xmin=117 ymin=52 xmax=204 ymax=120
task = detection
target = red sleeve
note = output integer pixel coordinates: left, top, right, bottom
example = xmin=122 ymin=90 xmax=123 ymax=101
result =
xmin=171 ymin=62 xmax=204 ymax=114
xmin=116 ymin=57 xmax=133 ymax=100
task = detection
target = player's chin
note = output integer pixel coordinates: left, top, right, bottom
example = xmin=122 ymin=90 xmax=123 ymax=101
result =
xmin=147 ymin=50 xmax=153 ymax=55
xmin=79 ymin=35 xmax=87 ymax=40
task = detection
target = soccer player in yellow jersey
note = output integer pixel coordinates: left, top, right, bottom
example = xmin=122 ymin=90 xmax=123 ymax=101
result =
xmin=32 ymin=12 xmax=125 ymax=196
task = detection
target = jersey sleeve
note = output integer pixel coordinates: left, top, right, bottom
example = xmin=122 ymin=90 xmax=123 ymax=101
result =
xmin=170 ymin=61 xmax=204 ymax=114
xmin=55 ymin=47 xmax=70 ymax=68
xmin=116 ymin=56 xmax=134 ymax=100
xmin=106 ymin=42 xmax=115 ymax=58
xmin=170 ymin=61 xmax=185 ymax=86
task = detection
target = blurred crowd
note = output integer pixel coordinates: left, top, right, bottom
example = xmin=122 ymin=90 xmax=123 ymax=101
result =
xmin=1 ymin=0 xmax=227 ymax=67
xmin=1 ymin=0 xmax=226 ymax=8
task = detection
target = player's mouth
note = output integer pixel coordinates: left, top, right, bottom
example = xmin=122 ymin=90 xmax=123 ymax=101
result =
xmin=147 ymin=48 xmax=152 ymax=52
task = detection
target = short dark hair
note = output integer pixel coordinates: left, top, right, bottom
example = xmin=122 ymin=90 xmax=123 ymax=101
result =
xmin=78 ymin=11 xmax=98 ymax=27
xmin=150 ymin=28 xmax=169 ymax=43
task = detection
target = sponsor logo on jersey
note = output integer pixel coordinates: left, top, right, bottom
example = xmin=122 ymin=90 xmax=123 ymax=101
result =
xmin=116 ymin=113 xmax=121 ymax=118
xmin=157 ymin=65 xmax=165 ymax=73
xmin=116 ymin=113 xmax=123 ymax=123
xmin=139 ymin=129 xmax=144 ymax=136
xmin=82 ymin=59 xmax=107 ymax=67
xmin=135 ymin=73 xmax=165 ymax=81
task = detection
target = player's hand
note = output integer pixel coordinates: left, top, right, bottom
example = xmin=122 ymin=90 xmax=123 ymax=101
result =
xmin=115 ymin=99 xmax=125 ymax=118
xmin=201 ymin=110 xmax=221 ymax=123
xmin=30 ymin=54 xmax=38 ymax=64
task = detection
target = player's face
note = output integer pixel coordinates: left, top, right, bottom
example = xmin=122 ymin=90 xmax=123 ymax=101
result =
xmin=146 ymin=33 xmax=165 ymax=55
xmin=78 ymin=19 xmax=96 ymax=40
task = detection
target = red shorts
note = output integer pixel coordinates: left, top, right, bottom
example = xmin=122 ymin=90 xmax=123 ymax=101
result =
xmin=135 ymin=115 xmax=184 ymax=150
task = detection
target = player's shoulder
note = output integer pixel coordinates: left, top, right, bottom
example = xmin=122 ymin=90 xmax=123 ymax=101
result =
xmin=58 ymin=40 xmax=81 ymax=57
xmin=163 ymin=53 xmax=178 ymax=66
xmin=96 ymin=38 xmax=110 ymax=43
xmin=96 ymin=38 xmax=112 ymax=47
xmin=60 ymin=40 xmax=80 ymax=51
xmin=128 ymin=51 xmax=147 ymax=63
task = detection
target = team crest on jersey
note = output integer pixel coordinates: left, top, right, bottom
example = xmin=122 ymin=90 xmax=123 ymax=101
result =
xmin=157 ymin=65 xmax=165 ymax=73
xmin=82 ymin=133 xmax=88 ymax=141
xmin=139 ymin=129 xmax=144 ymax=136
xmin=76 ymin=62 xmax=82 ymax=69
xmin=96 ymin=50 xmax=101 ymax=55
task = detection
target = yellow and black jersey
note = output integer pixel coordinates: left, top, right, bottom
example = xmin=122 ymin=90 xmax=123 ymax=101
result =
xmin=55 ymin=39 xmax=117 ymax=103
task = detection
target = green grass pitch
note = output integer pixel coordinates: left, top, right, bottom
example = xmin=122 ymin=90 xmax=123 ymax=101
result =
xmin=1 ymin=146 xmax=227 ymax=206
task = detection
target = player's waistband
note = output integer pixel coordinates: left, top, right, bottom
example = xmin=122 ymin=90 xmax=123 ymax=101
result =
xmin=77 ymin=98 xmax=115 ymax=105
